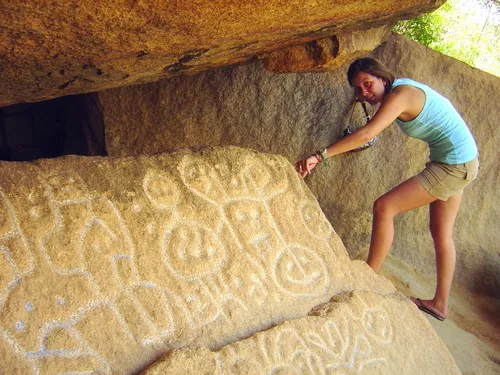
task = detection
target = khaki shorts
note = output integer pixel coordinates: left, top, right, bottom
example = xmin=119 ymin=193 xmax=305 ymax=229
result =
xmin=416 ymin=157 xmax=479 ymax=201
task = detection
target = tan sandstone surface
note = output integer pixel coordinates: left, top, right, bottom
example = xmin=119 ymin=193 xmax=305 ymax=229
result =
xmin=99 ymin=33 xmax=500 ymax=300
xmin=143 ymin=290 xmax=460 ymax=375
xmin=0 ymin=0 xmax=445 ymax=107
xmin=379 ymin=256 xmax=500 ymax=375
xmin=2 ymin=146 xmax=456 ymax=374
xmin=1 ymin=2 xmax=498 ymax=371
xmin=261 ymin=26 xmax=392 ymax=73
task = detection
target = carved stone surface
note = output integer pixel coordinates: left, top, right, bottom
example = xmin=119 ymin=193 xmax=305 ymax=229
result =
xmin=0 ymin=146 xmax=395 ymax=374
xmin=143 ymin=291 xmax=461 ymax=375
xmin=0 ymin=0 xmax=445 ymax=106
xmin=100 ymin=33 xmax=500 ymax=298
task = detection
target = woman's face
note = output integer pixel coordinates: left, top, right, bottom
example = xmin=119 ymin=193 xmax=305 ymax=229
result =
xmin=351 ymin=71 xmax=387 ymax=105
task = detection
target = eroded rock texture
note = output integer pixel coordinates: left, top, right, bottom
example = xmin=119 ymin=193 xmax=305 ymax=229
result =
xmin=0 ymin=147 xmax=401 ymax=374
xmin=0 ymin=0 xmax=445 ymax=106
xmin=144 ymin=291 xmax=460 ymax=375
xmin=262 ymin=26 xmax=392 ymax=73
xmin=100 ymin=33 xmax=500 ymax=298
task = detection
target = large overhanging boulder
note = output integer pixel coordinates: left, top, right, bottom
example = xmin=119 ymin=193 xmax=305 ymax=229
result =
xmin=0 ymin=0 xmax=445 ymax=107
xmin=262 ymin=26 xmax=392 ymax=73
xmin=0 ymin=146 xmax=459 ymax=374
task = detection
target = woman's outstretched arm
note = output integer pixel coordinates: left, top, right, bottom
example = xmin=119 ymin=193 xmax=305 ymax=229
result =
xmin=295 ymin=87 xmax=411 ymax=178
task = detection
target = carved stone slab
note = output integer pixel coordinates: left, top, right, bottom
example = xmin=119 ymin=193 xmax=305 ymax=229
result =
xmin=143 ymin=291 xmax=461 ymax=375
xmin=0 ymin=146 xmax=394 ymax=374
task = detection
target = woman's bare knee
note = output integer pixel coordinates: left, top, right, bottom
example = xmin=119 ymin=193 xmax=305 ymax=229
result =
xmin=430 ymin=227 xmax=454 ymax=248
xmin=373 ymin=196 xmax=395 ymax=218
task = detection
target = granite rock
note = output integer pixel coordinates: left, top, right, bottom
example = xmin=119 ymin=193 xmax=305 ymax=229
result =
xmin=0 ymin=146 xmax=395 ymax=374
xmin=100 ymin=33 xmax=500 ymax=297
xmin=0 ymin=0 xmax=444 ymax=106
xmin=143 ymin=290 xmax=461 ymax=375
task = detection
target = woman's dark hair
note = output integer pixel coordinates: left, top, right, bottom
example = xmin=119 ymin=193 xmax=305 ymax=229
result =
xmin=347 ymin=57 xmax=395 ymax=94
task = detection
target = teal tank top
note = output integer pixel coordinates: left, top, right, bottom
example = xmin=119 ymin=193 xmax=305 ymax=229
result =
xmin=392 ymin=78 xmax=478 ymax=164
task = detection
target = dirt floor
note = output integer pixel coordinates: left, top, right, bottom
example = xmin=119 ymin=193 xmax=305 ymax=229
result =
xmin=380 ymin=256 xmax=500 ymax=375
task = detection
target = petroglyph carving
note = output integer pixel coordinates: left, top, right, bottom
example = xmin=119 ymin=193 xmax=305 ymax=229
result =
xmin=273 ymin=245 xmax=330 ymax=297
xmin=0 ymin=192 xmax=35 ymax=307
xmin=143 ymin=169 xmax=181 ymax=209
xmin=300 ymin=202 xmax=333 ymax=241
xmin=0 ymin=148 xmax=350 ymax=374
xmin=214 ymin=296 xmax=395 ymax=374
xmin=162 ymin=223 xmax=227 ymax=280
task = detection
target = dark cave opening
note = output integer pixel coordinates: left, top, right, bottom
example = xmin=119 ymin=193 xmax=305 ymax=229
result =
xmin=0 ymin=93 xmax=107 ymax=161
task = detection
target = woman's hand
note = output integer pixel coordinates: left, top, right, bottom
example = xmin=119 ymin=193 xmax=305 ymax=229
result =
xmin=294 ymin=154 xmax=321 ymax=178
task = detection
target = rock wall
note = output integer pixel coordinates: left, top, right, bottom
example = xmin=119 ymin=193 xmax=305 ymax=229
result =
xmin=0 ymin=0 xmax=444 ymax=106
xmin=143 ymin=291 xmax=460 ymax=375
xmin=262 ymin=26 xmax=392 ymax=73
xmin=1 ymin=146 xmax=406 ymax=374
xmin=0 ymin=146 xmax=461 ymax=374
xmin=99 ymin=34 xmax=500 ymax=297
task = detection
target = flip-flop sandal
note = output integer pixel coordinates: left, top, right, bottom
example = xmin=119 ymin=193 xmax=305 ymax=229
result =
xmin=412 ymin=297 xmax=445 ymax=321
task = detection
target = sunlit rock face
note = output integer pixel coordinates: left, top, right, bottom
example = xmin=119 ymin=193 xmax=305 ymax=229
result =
xmin=262 ymin=26 xmax=392 ymax=73
xmin=143 ymin=291 xmax=460 ymax=375
xmin=99 ymin=33 xmax=500 ymax=298
xmin=0 ymin=146 xmax=403 ymax=374
xmin=0 ymin=0 xmax=444 ymax=106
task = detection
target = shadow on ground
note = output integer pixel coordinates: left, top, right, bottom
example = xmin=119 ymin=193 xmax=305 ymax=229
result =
xmin=378 ymin=256 xmax=500 ymax=375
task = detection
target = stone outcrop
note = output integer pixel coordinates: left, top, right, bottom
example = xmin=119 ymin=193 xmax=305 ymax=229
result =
xmin=0 ymin=0 xmax=445 ymax=106
xmin=99 ymin=33 xmax=500 ymax=298
xmin=262 ymin=26 xmax=392 ymax=73
xmin=0 ymin=146 xmax=413 ymax=374
xmin=143 ymin=291 xmax=460 ymax=375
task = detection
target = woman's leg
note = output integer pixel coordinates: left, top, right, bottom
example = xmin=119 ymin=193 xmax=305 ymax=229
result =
xmin=367 ymin=176 xmax=436 ymax=272
xmin=411 ymin=192 xmax=462 ymax=318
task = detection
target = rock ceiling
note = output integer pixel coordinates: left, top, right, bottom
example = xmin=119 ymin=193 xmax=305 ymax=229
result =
xmin=0 ymin=0 xmax=444 ymax=107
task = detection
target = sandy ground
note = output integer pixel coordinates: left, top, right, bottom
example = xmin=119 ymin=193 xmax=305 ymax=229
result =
xmin=379 ymin=256 xmax=500 ymax=375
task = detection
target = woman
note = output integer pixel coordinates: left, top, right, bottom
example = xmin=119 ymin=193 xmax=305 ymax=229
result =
xmin=295 ymin=57 xmax=479 ymax=321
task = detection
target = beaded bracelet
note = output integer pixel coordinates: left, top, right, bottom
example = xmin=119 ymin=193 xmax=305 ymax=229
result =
xmin=314 ymin=147 xmax=327 ymax=162
xmin=313 ymin=147 xmax=328 ymax=168
xmin=313 ymin=152 xmax=325 ymax=163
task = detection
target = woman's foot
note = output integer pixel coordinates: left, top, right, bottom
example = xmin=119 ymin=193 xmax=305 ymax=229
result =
xmin=410 ymin=297 xmax=447 ymax=321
